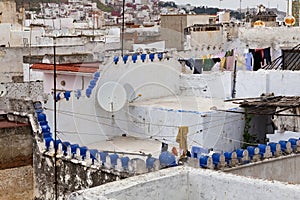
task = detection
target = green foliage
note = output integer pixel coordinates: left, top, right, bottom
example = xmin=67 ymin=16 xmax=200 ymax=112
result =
xmin=158 ymin=1 xmax=177 ymax=8
xmin=16 ymin=0 xmax=113 ymax=13
xmin=92 ymin=0 xmax=113 ymax=12
xmin=192 ymin=6 xmax=219 ymax=15
xmin=242 ymin=108 xmax=254 ymax=149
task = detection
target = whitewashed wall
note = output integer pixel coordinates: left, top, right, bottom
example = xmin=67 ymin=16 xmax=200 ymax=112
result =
xmin=120 ymin=104 xmax=244 ymax=152
xmin=236 ymin=70 xmax=300 ymax=98
xmin=68 ymin=167 xmax=300 ymax=200
xmin=180 ymin=72 xmax=232 ymax=99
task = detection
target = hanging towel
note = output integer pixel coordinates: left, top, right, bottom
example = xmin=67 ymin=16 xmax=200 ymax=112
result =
xmin=264 ymin=47 xmax=271 ymax=65
xmin=220 ymin=57 xmax=226 ymax=71
xmin=203 ymin=58 xmax=215 ymax=71
xmin=225 ymin=56 xmax=235 ymax=71
xmin=246 ymin=52 xmax=253 ymax=71
xmin=176 ymin=126 xmax=189 ymax=154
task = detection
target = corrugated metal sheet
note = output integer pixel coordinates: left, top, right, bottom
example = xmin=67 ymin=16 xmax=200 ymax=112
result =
xmin=263 ymin=44 xmax=300 ymax=70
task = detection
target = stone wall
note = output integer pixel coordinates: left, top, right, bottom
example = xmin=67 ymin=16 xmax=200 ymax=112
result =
xmin=0 ymin=121 xmax=32 ymax=169
xmin=0 ymin=81 xmax=43 ymax=110
xmin=0 ymin=0 xmax=17 ymax=24
xmin=33 ymin=142 xmax=129 ymax=200
xmin=0 ymin=165 xmax=33 ymax=200
xmin=0 ymin=113 xmax=33 ymax=200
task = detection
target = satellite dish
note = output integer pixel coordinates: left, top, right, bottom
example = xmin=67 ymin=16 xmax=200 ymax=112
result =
xmin=0 ymin=85 xmax=7 ymax=97
xmin=97 ymin=81 xmax=126 ymax=112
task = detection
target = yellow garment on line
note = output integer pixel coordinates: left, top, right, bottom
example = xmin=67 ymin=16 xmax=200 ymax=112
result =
xmin=176 ymin=126 xmax=189 ymax=152
xmin=220 ymin=57 xmax=226 ymax=70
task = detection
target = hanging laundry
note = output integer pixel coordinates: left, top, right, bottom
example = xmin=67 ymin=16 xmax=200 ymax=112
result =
xmin=211 ymin=58 xmax=221 ymax=71
xmin=176 ymin=126 xmax=189 ymax=157
xmin=236 ymin=55 xmax=245 ymax=70
xmin=264 ymin=47 xmax=271 ymax=65
xmin=203 ymin=58 xmax=215 ymax=71
xmin=193 ymin=59 xmax=203 ymax=74
xmin=220 ymin=57 xmax=226 ymax=71
xmin=252 ymin=50 xmax=263 ymax=71
xmin=185 ymin=58 xmax=194 ymax=70
xmin=225 ymin=56 xmax=235 ymax=71
xmin=257 ymin=49 xmax=264 ymax=66
xmin=246 ymin=52 xmax=253 ymax=71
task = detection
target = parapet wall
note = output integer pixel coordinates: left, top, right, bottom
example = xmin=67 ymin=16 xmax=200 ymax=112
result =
xmin=239 ymin=27 xmax=300 ymax=50
xmin=0 ymin=81 xmax=43 ymax=110
xmin=0 ymin=165 xmax=33 ymax=200
xmin=180 ymin=70 xmax=300 ymax=99
xmin=225 ymin=153 xmax=300 ymax=184
xmin=0 ymin=118 xmax=32 ymax=169
xmin=179 ymin=72 xmax=232 ymax=99
xmin=68 ymin=166 xmax=300 ymax=200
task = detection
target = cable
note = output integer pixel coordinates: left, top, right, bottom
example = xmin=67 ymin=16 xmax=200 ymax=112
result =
xmin=44 ymin=106 xmax=242 ymax=128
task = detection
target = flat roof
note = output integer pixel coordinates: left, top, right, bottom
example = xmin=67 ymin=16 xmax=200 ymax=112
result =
xmin=87 ymin=136 xmax=163 ymax=158
xmin=130 ymin=96 xmax=238 ymax=113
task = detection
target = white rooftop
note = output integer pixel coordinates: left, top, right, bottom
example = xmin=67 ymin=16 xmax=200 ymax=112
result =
xmin=68 ymin=166 xmax=300 ymax=200
xmin=130 ymin=96 xmax=237 ymax=113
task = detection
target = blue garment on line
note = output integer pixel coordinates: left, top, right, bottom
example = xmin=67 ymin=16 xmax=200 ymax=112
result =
xmin=246 ymin=53 xmax=253 ymax=71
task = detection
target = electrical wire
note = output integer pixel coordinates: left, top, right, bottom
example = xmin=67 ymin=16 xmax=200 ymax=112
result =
xmin=44 ymin=106 xmax=242 ymax=128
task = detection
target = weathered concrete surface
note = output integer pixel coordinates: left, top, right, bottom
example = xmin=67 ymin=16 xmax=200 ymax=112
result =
xmin=0 ymin=81 xmax=43 ymax=110
xmin=33 ymin=145 xmax=130 ymax=200
xmin=224 ymin=153 xmax=300 ymax=184
xmin=0 ymin=41 xmax=103 ymax=82
xmin=68 ymin=166 xmax=300 ymax=200
xmin=0 ymin=165 xmax=33 ymax=200
xmin=0 ymin=116 xmax=32 ymax=169
xmin=0 ymin=114 xmax=33 ymax=200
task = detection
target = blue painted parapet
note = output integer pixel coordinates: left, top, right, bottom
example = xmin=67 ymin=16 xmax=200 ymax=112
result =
xmin=141 ymin=54 xmax=147 ymax=62
xmin=131 ymin=54 xmax=137 ymax=63
xmin=34 ymin=102 xmax=160 ymax=174
xmin=288 ymin=138 xmax=298 ymax=152
xmin=113 ymin=56 xmax=119 ymax=64
xmin=278 ymin=140 xmax=293 ymax=154
xmin=159 ymin=151 xmax=177 ymax=168
xmin=123 ymin=55 xmax=129 ymax=64
xmin=199 ymin=155 xmax=209 ymax=168
xmin=191 ymin=146 xmax=208 ymax=159
xmin=224 ymin=152 xmax=232 ymax=165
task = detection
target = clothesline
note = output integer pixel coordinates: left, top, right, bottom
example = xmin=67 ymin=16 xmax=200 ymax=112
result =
xmin=183 ymin=47 xmax=272 ymax=73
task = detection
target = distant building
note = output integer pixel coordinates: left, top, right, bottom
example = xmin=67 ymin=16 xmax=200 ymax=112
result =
xmin=0 ymin=0 xmax=17 ymax=24
xmin=245 ymin=4 xmax=277 ymax=27
xmin=160 ymin=14 xmax=217 ymax=50
xmin=292 ymin=0 xmax=300 ymax=26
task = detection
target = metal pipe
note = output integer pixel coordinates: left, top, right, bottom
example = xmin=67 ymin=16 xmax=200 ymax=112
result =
xmin=121 ymin=0 xmax=125 ymax=57
xmin=53 ymin=37 xmax=58 ymax=200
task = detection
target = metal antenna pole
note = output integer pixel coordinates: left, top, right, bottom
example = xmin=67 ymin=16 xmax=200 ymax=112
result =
xmin=121 ymin=0 xmax=125 ymax=56
xmin=53 ymin=37 xmax=58 ymax=200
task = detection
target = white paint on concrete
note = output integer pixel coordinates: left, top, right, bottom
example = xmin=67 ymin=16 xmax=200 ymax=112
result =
xmin=267 ymin=130 xmax=300 ymax=143
xmin=239 ymin=27 xmax=300 ymax=50
xmin=68 ymin=166 xmax=300 ymax=200
xmin=236 ymin=70 xmax=300 ymax=98
xmin=235 ymin=70 xmax=268 ymax=98
xmin=179 ymin=72 xmax=232 ymax=99
xmin=41 ymin=58 xmax=300 ymax=157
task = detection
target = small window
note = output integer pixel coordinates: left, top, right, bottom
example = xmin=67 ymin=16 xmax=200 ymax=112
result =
xmin=61 ymin=80 xmax=66 ymax=86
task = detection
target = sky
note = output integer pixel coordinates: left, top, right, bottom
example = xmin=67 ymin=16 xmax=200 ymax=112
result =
xmin=172 ymin=0 xmax=287 ymax=12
